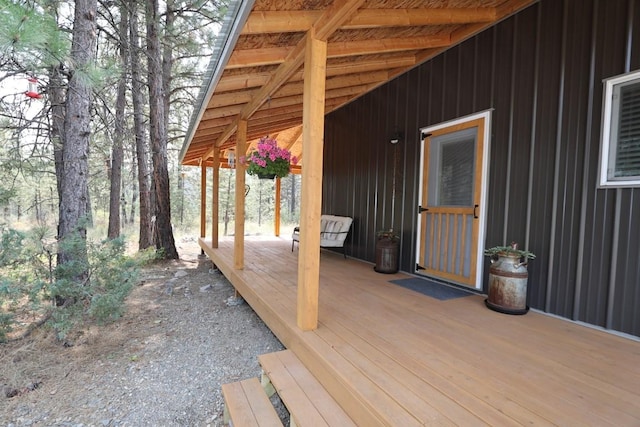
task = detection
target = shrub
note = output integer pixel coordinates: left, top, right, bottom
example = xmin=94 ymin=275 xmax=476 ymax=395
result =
xmin=0 ymin=227 xmax=157 ymax=342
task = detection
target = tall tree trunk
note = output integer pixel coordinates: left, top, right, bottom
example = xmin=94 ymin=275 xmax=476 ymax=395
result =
xmin=130 ymin=0 xmax=152 ymax=249
xmin=162 ymin=0 xmax=174 ymax=127
xmin=57 ymin=0 xmax=97 ymax=282
xmin=35 ymin=190 xmax=41 ymax=223
xmin=121 ymin=179 xmax=128 ymax=225
xmin=50 ymin=62 xmax=66 ymax=203
xmin=146 ymin=0 xmax=177 ymax=259
xmin=50 ymin=187 xmax=55 ymax=216
xmin=129 ymin=151 xmax=137 ymax=225
xmin=107 ymin=1 xmax=129 ymax=239
xmin=47 ymin=0 xmax=65 ymax=206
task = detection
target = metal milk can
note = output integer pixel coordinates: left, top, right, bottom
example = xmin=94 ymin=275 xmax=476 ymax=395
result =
xmin=485 ymin=253 xmax=529 ymax=315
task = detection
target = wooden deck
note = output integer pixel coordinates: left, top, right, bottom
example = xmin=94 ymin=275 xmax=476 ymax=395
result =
xmin=201 ymin=236 xmax=640 ymax=426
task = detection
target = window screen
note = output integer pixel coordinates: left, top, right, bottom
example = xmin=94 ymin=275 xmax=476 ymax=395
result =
xmin=612 ymin=82 xmax=640 ymax=178
xmin=600 ymin=70 xmax=640 ymax=187
xmin=428 ymin=128 xmax=476 ymax=206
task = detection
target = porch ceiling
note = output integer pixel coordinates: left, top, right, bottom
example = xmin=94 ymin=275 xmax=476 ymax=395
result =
xmin=179 ymin=0 xmax=537 ymax=168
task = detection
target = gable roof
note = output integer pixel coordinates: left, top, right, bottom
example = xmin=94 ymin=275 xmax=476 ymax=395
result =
xmin=179 ymin=0 xmax=537 ymax=167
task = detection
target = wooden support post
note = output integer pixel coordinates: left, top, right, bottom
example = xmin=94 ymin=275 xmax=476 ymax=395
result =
xmin=297 ymin=30 xmax=327 ymax=331
xmin=234 ymin=120 xmax=247 ymax=270
xmin=212 ymin=148 xmax=220 ymax=248
xmin=275 ymin=177 xmax=281 ymax=237
xmin=200 ymin=161 xmax=206 ymax=254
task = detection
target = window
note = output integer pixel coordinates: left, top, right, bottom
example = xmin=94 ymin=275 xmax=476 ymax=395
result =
xmin=600 ymin=70 xmax=640 ymax=187
xmin=427 ymin=127 xmax=476 ymax=206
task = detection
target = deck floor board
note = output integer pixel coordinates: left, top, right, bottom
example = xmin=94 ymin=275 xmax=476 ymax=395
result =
xmin=201 ymin=237 xmax=640 ymax=426
xmin=327 ymin=280 xmax=640 ymax=423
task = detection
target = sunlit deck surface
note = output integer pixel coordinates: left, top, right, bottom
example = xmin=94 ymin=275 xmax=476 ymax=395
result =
xmin=200 ymin=236 xmax=640 ymax=426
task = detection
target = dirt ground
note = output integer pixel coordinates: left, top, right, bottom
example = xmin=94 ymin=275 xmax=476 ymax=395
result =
xmin=0 ymin=239 xmax=287 ymax=426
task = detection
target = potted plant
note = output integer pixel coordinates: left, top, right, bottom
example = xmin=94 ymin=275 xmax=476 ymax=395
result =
xmin=241 ymin=136 xmax=297 ymax=179
xmin=484 ymin=242 xmax=535 ymax=315
xmin=374 ymin=229 xmax=400 ymax=274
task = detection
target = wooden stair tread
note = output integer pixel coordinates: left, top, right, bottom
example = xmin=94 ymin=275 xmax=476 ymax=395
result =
xmin=221 ymin=377 xmax=283 ymax=427
xmin=259 ymin=350 xmax=357 ymax=427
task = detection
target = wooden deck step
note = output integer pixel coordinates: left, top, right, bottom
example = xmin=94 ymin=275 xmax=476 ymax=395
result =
xmin=259 ymin=350 xmax=357 ymax=427
xmin=221 ymin=377 xmax=283 ymax=427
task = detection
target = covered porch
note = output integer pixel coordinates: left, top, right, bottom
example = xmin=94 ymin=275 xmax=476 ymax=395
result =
xmin=202 ymin=236 xmax=640 ymax=426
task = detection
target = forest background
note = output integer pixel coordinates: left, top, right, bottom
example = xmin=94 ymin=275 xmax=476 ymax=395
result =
xmin=0 ymin=0 xmax=302 ymax=341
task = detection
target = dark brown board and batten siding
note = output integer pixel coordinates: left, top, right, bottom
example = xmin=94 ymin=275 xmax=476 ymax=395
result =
xmin=322 ymin=0 xmax=640 ymax=337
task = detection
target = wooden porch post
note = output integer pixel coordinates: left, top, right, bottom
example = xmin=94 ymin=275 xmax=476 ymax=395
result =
xmin=200 ymin=161 xmax=206 ymax=252
xmin=234 ymin=120 xmax=247 ymax=269
xmin=275 ymin=177 xmax=281 ymax=237
xmin=211 ymin=148 xmax=220 ymax=248
xmin=297 ymin=30 xmax=327 ymax=331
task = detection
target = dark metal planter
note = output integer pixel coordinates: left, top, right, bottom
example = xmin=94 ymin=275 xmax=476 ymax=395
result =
xmin=374 ymin=236 xmax=399 ymax=274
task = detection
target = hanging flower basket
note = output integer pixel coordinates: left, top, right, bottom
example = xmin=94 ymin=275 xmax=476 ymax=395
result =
xmin=241 ymin=136 xmax=297 ymax=179
xmin=256 ymin=172 xmax=276 ymax=180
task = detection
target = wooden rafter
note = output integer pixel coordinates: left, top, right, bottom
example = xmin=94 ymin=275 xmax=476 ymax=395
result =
xmin=242 ymin=8 xmax=498 ymax=35
xmin=228 ymin=35 xmax=450 ymax=68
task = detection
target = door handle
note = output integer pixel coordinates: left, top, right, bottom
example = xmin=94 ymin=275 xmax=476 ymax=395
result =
xmin=473 ymin=204 xmax=479 ymax=219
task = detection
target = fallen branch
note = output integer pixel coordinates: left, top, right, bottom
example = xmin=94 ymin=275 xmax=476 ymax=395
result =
xmin=7 ymin=311 xmax=52 ymax=342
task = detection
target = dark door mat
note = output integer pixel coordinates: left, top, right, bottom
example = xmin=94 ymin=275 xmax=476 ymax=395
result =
xmin=389 ymin=278 xmax=473 ymax=300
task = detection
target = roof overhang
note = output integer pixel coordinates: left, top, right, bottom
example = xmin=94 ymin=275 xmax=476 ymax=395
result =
xmin=179 ymin=0 xmax=538 ymax=168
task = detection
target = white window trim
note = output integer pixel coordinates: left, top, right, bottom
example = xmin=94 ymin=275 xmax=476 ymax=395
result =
xmin=599 ymin=69 xmax=640 ymax=188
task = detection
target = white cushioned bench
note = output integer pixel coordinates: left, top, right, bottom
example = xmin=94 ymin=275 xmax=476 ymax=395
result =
xmin=291 ymin=215 xmax=353 ymax=258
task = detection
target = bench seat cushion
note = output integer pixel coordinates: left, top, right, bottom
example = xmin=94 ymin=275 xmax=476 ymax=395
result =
xmin=292 ymin=215 xmax=352 ymax=248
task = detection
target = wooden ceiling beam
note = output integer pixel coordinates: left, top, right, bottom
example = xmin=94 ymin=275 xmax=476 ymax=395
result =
xmin=313 ymin=0 xmax=366 ymax=41
xmin=242 ymin=11 xmax=319 ymax=34
xmin=248 ymin=96 xmax=350 ymax=129
xmin=254 ymin=97 xmax=348 ymax=124
xmin=227 ymin=47 xmax=291 ymax=68
xmin=326 ymin=55 xmax=416 ymax=76
xmin=227 ymin=35 xmax=450 ymax=68
xmin=241 ymin=8 xmax=497 ymax=34
xmin=216 ymin=72 xmax=272 ymax=92
xmin=248 ymin=119 xmax=306 ymax=137
xmin=328 ymin=35 xmax=450 ymax=58
xmin=196 ymin=116 xmax=235 ymax=131
xmin=344 ymin=8 xmax=497 ymax=29
xmin=191 ymin=125 xmax=227 ymax=140
xmin=299 ymin=55 xmax=416 ymax=80
xmin=201 ymin=104 xmax=242 ymax=121
xmin=250 ymin=112 xmax=303 ymax=130
xmin=216 ymin=59 xmax=408 ymax=94
xmin=252 ymin=103 xmax=306 ymax=120
xmin=206 ymin=89 xmax=256 ymax=109
xmin=273 ymin=70 xmax=389 ymax=98
xmin=260 ymin=83 xmax=380 ymax=112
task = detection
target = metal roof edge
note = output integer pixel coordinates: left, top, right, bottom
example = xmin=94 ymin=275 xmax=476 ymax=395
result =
xmin=178 ymin=0 xmax=255 ymax=164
